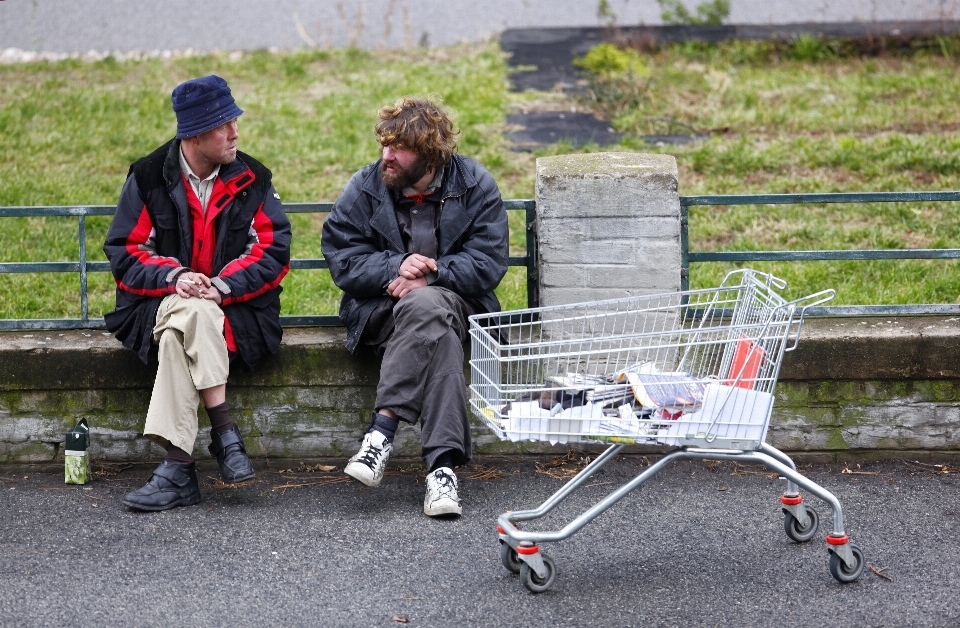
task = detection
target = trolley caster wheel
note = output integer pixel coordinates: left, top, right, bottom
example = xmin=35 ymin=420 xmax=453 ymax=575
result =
xmin=783 ymin=506 xmax=819 ymax=543
xmin=829 ymin=543 xmax=865 ymax=583
xmin=500 ymin=542 xmax=523 ymax=575
xmin=520 ymin=554 xmax=557 ymax=594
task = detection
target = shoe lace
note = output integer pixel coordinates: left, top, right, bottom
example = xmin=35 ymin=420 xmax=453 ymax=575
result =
xmin=355 ymin=439 xmax=385 ymax=468
xmin=430 ymin=470 xmax=457 ymax=500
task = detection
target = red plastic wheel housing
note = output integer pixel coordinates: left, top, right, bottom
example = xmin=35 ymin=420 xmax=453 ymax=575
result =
xmin=516 ymin=544 xmax=540 ymax=555
xmin=497 ymin=526 xmax=505 ymax=535
xmin=780 ymin=495 xmax=803 ymax=506
xmin=826 ymin=534 xmax=849 ymax=545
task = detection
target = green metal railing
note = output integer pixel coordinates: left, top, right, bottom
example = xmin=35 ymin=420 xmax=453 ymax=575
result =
xmin=0 ymin=200 xmax=538 ymax=330
xmin=680 ymin=190 xmax=960 ymax=316
xmin=7 ymin=190 xmax=960 ymax=330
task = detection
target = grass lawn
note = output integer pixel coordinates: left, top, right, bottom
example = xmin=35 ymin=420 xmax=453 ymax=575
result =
xmin=562 ymin=42 xmax=960 ymax=303
xmin=0 ymin=45 xmax=534 ymax=319
xmin=2 ymin=40 xmax=960 ymax=320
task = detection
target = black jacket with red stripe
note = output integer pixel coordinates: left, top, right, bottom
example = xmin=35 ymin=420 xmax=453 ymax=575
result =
xmin=103 ymin=139 xmax=291 ymax=368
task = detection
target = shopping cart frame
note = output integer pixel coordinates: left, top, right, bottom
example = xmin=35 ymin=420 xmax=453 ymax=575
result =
xmin=469 ymin=270 xmax=864 ymax=592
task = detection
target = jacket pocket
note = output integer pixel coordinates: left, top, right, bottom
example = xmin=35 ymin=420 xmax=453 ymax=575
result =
xmin=149 ymin=210 xmax=181 ymax=256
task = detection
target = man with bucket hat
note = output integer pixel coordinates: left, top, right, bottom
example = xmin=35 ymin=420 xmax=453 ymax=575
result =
xmin=104 ymin=75 xmax=291 ymax=511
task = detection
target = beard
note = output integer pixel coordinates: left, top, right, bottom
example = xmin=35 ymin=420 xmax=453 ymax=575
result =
xmin=381 ymin=154 xmax=430 ymax=191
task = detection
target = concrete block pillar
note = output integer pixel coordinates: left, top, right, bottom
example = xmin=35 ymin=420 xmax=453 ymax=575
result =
xmin=535 ymin=152 xmax=681 ymax=307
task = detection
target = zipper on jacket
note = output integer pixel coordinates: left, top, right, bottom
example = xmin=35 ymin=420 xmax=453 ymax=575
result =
xmin=439 ymin=189 xmax=467 ymax=206
xmin=438 ymin=188 xmax=467 ymax=220
xmin=438 ymin=189 xmax=469 ymax=256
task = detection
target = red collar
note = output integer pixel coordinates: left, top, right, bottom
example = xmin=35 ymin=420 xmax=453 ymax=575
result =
xmin=404 ymin=190 xmax=434 ymax=205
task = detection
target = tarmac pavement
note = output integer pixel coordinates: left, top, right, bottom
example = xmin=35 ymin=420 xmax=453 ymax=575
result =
xmin=1 ymin=454 xmax=958 ymax=627
xmin=2 ymin=1 xmax=954 ymax=54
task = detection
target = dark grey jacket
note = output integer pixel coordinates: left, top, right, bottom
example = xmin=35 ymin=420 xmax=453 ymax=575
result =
xmin=321 ymin=153 xmax=509 ymax=353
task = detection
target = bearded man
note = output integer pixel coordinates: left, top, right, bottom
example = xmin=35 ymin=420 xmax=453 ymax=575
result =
xmin=321 ymin=98 xmax=508 ymax=517
xmin=104 ymin=75 xmax=291 ymax=511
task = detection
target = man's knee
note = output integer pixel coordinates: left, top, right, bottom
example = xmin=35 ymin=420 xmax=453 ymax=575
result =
xmin=167 ymin=295 xmax=223 ymax=326
xmin=155 ymin=296 xmax=223 ymax=346
xmin=392 ymin=288 xmax=469 ymax=342
xmin=394 ymin=287 xmax=457 ymax=323
xmin=158 ymin=327 xmax=182 ymax=350
xmin=179 ymin=295 xmax=221 ymax=316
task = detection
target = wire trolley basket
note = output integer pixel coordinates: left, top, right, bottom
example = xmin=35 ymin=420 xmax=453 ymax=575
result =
xmin=468 ymin=270 xmax=865 ymax=592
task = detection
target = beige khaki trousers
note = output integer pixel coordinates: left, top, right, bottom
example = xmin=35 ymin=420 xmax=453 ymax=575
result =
xmin=143 ymin=294 xmax=229 ymax=452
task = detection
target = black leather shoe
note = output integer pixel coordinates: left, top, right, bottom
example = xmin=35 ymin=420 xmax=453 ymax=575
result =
xmin=208 ymin=426 xmax=256 ymax=483
xmin=122 ymin=460 xmax=201 ymax=511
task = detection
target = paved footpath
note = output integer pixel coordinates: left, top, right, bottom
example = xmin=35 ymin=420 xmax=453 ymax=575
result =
xmin=1 ymin=455 xmax=958 ymax=627
xmin=0 ymin=0 xmax=952 ymax=54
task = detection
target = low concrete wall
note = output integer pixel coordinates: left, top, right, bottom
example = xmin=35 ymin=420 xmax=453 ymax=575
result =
xmin=0 ymin=328 xmax=560 ymax=464
xmin=773 ymin=316 xmax=960 ymax=459
xmin=4 ymin=151 xmax=959 ymax=463
xmin=2 ymin=316 xmax=959 ymax=463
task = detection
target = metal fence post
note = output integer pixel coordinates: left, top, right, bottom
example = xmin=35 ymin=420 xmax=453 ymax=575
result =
xmin=78 ymin=213 xmax=88 ymax=324
xmin=680 ymin=201 xmax=689 ymax=294
xmin=526 ymin=202 xmax=539 ymax=309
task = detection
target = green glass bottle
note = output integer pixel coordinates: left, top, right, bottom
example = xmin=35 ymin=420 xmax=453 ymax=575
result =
xmin=64 ymin=418 xmax=91 ymax=485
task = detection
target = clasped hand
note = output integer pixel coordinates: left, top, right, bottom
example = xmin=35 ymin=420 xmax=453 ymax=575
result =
xmin=175 ymin=271 xmax=223 ymax=304
xmin=387 ymin=254 xmax=437 ymax=299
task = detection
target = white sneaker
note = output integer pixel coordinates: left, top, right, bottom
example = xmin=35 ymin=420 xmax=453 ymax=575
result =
xmin=424 ymin=467 xmax=462 ymax=517
xmin=344 ymin=431 xmax=392 ymax=487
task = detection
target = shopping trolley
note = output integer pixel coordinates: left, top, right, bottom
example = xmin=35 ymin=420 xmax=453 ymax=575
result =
xmin=468 ymin=269 xmax=863 ymax=592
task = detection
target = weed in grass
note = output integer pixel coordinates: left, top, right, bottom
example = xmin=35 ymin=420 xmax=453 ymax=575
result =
xmin=787 ymin=35 xmax=839 ymax=63
xmin=657 ymin=0 xmax=730 ymax=26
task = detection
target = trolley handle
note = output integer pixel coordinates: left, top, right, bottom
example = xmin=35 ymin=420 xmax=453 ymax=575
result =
xmin=784 ymin=289 xmax=836 ymax=352
xmin=719 ymin=269 xmax=787 ymax=292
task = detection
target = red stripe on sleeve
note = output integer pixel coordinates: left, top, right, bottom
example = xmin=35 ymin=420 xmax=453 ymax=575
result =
xmin=218 ymin=201 xmax=288 ymax=304
xmin=126 ymin=206 xmax=181 ymax=269
xmin=114 ymin=277 xmax=176 ymax=298
xmin=221 ymin=263 xmax=289 ymax=305
xmin=219 ymin=203 xmax=275 ymax=278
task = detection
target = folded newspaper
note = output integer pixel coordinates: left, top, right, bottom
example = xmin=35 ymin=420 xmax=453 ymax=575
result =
xmin=621 ymin=372 xmax=706 ymax=411
xmin=547 ymin=374 xmax=633 ymax=406
xmin=523 ymin=363 xmax=706 ymax=418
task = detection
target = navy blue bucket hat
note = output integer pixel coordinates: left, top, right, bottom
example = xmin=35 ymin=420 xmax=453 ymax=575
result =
xmin=171 ymin=75 xmax=244 ymax=139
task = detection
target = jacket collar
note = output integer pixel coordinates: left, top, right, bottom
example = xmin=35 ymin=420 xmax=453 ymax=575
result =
xmin=440 ymin=154 xmax=473 ymax=199
xmin=359 ymin=154 xmax=476 ymax=253
xmin=160 ymin=139 xmax=257 ymax=260
xmin=359 ymin=153 xmax=474 ymax=202
xmin=162 ymin=139 xmax=254 ymax=193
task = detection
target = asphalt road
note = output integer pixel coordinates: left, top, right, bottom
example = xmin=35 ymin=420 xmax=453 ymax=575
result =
xmin=1 ymin=455 xmax=958 ymax=627
xmin=1 ymin=0 xmax=956 ymax=53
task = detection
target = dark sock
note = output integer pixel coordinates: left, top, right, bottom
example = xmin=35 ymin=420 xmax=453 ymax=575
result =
xmin=429 ymin=450 xmax=455 ymax=473
xmin=368 ymin=411 xmax=399 ymax=441
xmin=207 ymin=402 xmax=236 ymax=436
xmin=165 ymin=445 xmax=194 ymax=464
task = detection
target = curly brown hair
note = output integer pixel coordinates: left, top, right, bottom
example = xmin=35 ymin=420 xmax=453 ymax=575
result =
xmin=374 ymin=98 xmax=459 ymax=170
